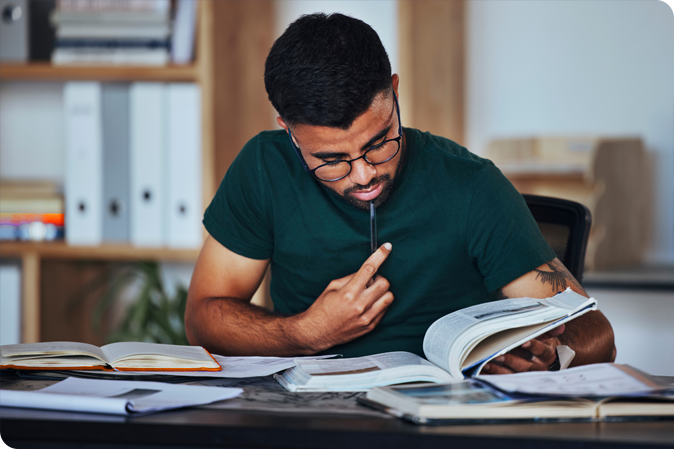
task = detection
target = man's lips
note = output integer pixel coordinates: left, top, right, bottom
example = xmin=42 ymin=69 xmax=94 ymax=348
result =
xmin=350 ymin=183 xmax=383 ymax=202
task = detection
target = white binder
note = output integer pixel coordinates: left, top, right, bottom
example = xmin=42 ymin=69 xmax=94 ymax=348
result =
xmin=166 ymin=83 xmax=202 ymax=248
xmin=64 ymin=82 xmax=103 ymax=246
xmin=129 ymin=83 xmax=165 ymax=247
xmin=101 ymin=83 xmax=130 ymax=243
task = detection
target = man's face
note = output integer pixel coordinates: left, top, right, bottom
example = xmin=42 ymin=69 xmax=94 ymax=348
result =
xmin=278 ymin=81 xmax=403 ymax=211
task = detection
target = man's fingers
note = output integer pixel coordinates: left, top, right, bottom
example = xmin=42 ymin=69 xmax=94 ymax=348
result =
xmin=361 ymin=291 xmax=394 ymax=323
xmin=522 ymin=338 xmax=557 ymax=365
xmin=328 ymin=273 xmax=355 ymax=291
xmin=348 ymin=243 xmax=392 ymax=290
xmin=537 ymin=324 xmax=565 ymax=339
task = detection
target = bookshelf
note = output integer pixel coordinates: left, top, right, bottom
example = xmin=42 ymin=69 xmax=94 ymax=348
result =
xmin=0 ymin=63 xmax=199 ymax=82
xmin=0 ymin=0 xmax=276 ymax=344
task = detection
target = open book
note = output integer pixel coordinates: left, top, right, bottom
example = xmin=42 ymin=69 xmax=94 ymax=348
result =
xmin=361 ymin=364 xmax=674 ymax=424
xmin=275 ymin=288 xmax=596 ymax=392
xmin=0 ymin=341 xmax=221 ymax=372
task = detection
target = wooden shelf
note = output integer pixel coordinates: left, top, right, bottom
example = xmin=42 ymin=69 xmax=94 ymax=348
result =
xmin=0 ymin=62 xmax=199 ymax=82
xmin=0 ymin=241 xmax=200 ymax=262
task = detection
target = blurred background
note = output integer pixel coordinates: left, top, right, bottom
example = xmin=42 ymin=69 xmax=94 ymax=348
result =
xmin=0 ymin=1 xmax=672 ymax=373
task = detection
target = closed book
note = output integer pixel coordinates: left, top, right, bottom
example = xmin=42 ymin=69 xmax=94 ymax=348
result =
xmin=52 ymin=48 xmax=168 ymax=65
xmin=171 ymin=0 xmax=197 ymax=64
xmin=102 ymin=83 xmax=130 ymax=243
xmin=55 ymin=0 xmax=170 ymax=14
xmin=64 ymin=82 xmax=103 ymax=246
xmin=129 ymin=82 xmax=165 ymax=247
xmin=56 ymin=23 xmax=170 ymax=39
xmin=166 ymin=83 xmax=202 ymax=248
xmin=51 ymin=10 xmax=170 ymax=25
xmin=55 ymin=38 xmax=170 ymax=49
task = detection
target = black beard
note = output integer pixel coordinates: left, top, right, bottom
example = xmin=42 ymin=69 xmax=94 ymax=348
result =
xmin=339 ymin=174 xmax=395 ymax=211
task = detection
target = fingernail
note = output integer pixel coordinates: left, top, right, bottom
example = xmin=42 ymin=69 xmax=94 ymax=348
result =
xmin=383 ymin=242 xmax=392 ymax=250
xmin=522 ymin=341 xmax=531 ymax=348
xmin=495 ymin=356 xmax=505 ymax=363
xmin=483 ymin=364 xmax=490 ymax=370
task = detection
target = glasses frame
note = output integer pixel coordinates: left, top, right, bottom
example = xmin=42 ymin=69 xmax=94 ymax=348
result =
xmin=287 ymin=90 xmax=403 ymax=182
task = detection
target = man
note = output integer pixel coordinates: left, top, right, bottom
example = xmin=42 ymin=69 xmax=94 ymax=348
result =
xmin=185 ymin=13 xmax=615 ymax=373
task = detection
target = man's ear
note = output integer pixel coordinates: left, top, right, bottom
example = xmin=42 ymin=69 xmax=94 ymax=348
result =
xmin=391 ymin=73 xmax=400 ymax=98
xmin=276 ymin=116 xmax=289 ymax=131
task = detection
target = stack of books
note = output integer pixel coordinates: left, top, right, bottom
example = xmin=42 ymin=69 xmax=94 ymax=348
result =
xmin=50 ymin=0 xmax=172 ymax=65
xmin=0 ymin=181 xmax=64 ymax=242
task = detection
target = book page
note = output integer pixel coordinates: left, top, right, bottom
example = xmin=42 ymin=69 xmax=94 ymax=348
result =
xmin=422 ymin=289 xmax=596 ymax=375
xmin=101 ymin=342 xmax=213 ymax=364
xmin=478 ymin=363 xmax=661 ymax=397
xmin=423 ymin=299 xmax=544 ymax=373
xmin=0 ymin=342 xmax=107 ymax=363
xmin=295 ymin=352 xmax=435 ymax=376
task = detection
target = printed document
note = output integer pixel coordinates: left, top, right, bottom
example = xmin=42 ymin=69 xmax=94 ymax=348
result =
xmin=0 ymin=377 xmax=242 ymax=415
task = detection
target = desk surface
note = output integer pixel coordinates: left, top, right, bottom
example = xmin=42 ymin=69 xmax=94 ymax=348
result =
xmin=4 ymin=404 xmax=674 ymax=449
xmin=2 ymin=375 xmax=674 ymax=449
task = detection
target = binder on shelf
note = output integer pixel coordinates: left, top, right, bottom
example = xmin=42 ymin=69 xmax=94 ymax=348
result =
xmin=166 ymin=83 xmax=202 ymax=248
xmin=101 ymin=83 xmax=130 ymax=244
xmin=0 ymin=0 xmax=29 ymax=62
xmin=64 ymin=82 xmax=103 ymax=246
xmin=129 ymin=82 xmax=165 ymax=247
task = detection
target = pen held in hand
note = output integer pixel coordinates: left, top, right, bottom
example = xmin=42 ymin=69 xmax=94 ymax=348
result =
xmin=370 ymin=200 xmax=377 ymax=255
xmin=370 ymin=200 xmax=378 ymax=284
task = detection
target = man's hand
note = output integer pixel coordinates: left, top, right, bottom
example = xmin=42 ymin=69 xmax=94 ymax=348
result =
xmin=295 ymin=243 xmax=394 ymax=352
xmin=480 ymin=325 xmax=565 ymax=374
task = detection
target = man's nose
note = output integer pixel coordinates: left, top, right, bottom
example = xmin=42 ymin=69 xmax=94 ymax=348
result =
xmin=348 ymin=157 xmax=377 ymax=186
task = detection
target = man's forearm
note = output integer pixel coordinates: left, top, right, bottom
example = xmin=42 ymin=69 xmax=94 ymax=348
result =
xmin=186 ymin=297 xmax=314 ymax=357
xmin=558 ymin=310 xmax=616 ymax=367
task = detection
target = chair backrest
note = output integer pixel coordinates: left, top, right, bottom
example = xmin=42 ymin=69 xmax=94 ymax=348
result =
xmin=522 ymin=194 xmax=592 ymax=283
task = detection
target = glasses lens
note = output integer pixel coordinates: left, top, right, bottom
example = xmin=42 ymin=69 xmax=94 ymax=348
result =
xmin=314 ymin=161 xmax=351 ymax=182
xmin=365 ymin=139 xmax=400 ymax=164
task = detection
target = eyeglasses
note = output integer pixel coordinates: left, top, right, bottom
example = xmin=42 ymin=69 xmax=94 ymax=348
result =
xmin=287 ymin=90 xmax=402 ymax=182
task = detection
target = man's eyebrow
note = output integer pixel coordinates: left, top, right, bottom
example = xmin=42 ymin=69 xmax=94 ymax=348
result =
xmin=360 ymin=125 xmax=392 ymax=151
xmin=309 ymin=125 xmax=393 ymax=160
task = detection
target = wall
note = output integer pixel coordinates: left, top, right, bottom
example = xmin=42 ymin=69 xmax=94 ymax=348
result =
xmin=467 ymin=0 xmax=674 ymax=265
xmin=275 ymin=1 xmax=398 ymax=73
xmin=586 ymin=287 xmax=674 ymax=375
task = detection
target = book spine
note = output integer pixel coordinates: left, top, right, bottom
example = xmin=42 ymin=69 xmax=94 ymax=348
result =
xmin=52 ymin=49 xmax=169 ymax=65
xmin=55 ymin=38 xmax=170 ymax=49
xmin=56 ymin=0 xmax=170 ymax=13
xmin=56 ymin=24 xmax=171 ymax=39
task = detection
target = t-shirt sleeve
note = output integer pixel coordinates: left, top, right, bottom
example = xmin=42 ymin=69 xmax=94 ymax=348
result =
xmin=466 ymin=163 xmax=556 ymax=292
xmin=203 ymin=137 xmax=274 ymax=260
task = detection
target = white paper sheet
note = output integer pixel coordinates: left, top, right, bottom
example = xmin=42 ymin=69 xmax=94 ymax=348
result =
xmin=478 ymin=363 xmax=660 ymax=397
xmin=0 ymin=377 xmax=242 ymax=415
xmin=76 ymin=354 xmax=338 ymax=378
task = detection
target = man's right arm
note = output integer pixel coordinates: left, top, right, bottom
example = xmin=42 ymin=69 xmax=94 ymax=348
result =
xmin=185 ymin=235 xmax=394 ymax=356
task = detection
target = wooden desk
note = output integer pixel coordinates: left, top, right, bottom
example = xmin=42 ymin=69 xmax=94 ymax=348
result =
xmin=3 ymin=399 xmax=674 ymax=448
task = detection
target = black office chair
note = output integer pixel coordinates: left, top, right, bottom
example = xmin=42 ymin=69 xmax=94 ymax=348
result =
xmin=522 ymin=194 xmax=592 ymax=284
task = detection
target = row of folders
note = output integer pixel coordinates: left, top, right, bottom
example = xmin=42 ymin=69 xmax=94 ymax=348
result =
xmin=65 ymin=81 xmax=202 ymax=248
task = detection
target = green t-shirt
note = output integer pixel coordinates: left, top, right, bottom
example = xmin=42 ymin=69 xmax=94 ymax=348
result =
xmin=204 ymin=128 xmax=555 ymax=358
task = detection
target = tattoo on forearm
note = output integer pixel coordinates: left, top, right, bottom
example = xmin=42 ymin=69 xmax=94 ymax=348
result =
xmin=534 ymin=260 xmax=583 ymax=292
xmin=496 ymin=289 xmax=508 ymax=300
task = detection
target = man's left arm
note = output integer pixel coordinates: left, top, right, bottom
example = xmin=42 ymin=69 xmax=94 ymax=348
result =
xmin=480 ymin=257 xmax=616 ymax=374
